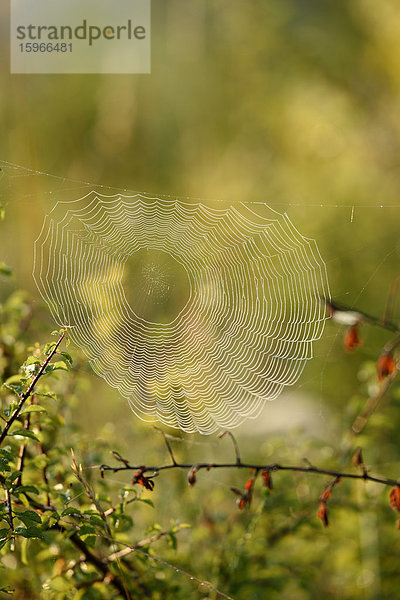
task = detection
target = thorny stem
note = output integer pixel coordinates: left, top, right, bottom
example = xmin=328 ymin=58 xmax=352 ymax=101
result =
xmin=0 ymin=332 xmax=65 ymax=446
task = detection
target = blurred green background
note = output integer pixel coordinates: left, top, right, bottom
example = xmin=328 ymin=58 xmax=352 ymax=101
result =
xmin=2 ymin=1 xmax=400 ymax=598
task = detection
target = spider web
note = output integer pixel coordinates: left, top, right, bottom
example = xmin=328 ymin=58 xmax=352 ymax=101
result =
xmin=32 ymin=189 xmax=329 ymax=434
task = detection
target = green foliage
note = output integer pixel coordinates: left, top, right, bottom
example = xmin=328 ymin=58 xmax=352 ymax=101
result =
xmin=1 ymin=290 xmax=400 ymax=600
xmin=0 ymin=299 xmax=195 ymax=599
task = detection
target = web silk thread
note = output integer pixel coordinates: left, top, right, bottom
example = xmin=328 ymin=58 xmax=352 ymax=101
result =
xmin=33 ymin=192 xmax=330 ymax=434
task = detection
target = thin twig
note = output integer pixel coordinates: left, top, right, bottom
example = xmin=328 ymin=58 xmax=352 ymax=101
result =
xmin=98 ymin=533 xmax=235 ymax=600
xmin=100 ymin=458 xmax=400 ymax=488
xmin=218 ymin=430 xmax=242 ymax=464
xmin=0 ymin=332 xmax=65 ymax=446
xmin=384 ymin=332 xmax=400 ymax=354
xmin=71 ymin=450 xmax=111 ymax=536
xmin=384 ymin=275 xmax=400 ymax=326
xmin=53 ymin=523 xmax=132 ymax=599
xmin=323 ymin=297 xmax=400 ymax=334
xmin=154 ymin=427 xmax=177 ymax=465
xmin=352 ymin=373 xmax=396 ymax=434
xmin=107 ymin=525 xmax=187 ymax=562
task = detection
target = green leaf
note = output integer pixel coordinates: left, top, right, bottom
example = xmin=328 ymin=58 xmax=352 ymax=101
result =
xmin=48 ymin=576 xmax=72 ymax=592
xmin=52 ymin=361 xmax=69 ymax=372
xmin=4 ymin=375 xmax=24 ymax=385
xmin=0 ymin=450 xmax=15 ymax=461
xmin=78 ymin=524 xmax=97 ymax=546
xmin=44 ymin=342 xmax=57 ymax=355
xmin=7 ymin=470 xmax=22 ymax=482
xmin=0 ymin=528 xmax=10 ymax=541
xmin=20 ymin=405 xmax=47 ymax=415
xmin=16 ymin=510 xmax=42 ymax=525
xmin=0 ymin=263 xmax=12 ymax=277
xmin=0 ymin=585 xmax=14 ymax=594
xmin=2 ymin=383 xmax=22 ymax=397
xmin=0 ymin=512 xmax=9 ymax=526
xmin=24 ymin=356 xmax=41 ymax=367
xmin=61 ymin=507 xmax=82 ymax=518
xmin=35 ymin=391 xmax=56 ymax=400
xmin=52 ymin=328 xmax=67 ymax=337
xmin=0 ymin=458 xmax=11 ymax=473
xmin=2 ymin=405 xmax=17 ymax=419
xmin=0 ymin=538 xmax=10 ymax=551
xmin=59 ymin=351 xmax=73 ymax=365
xmin=169 ymin=532 xmax=177 ymax=550
xmin=89 ymin=515 xmax=107 ymax=529
xmin=9 ymin=429 xmax=40 ymax=442
xmin=14 ymin=485 xmax=40 ymax=496
xmin=80 ymin=534 xmax=96 ymax=547
xmin=78 ymin=524 xmax=96 ymax=536
xmin=15 ymin=526 xmax=43 ymax=539
xmin=138 ymin=498 xmax=154 ymax=508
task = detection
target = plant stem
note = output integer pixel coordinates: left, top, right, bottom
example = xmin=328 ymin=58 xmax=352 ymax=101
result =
xmin=0 ymin=333 xmax=65 ymax=446
xmin=101 ymin=459 xmax=400 ymax=488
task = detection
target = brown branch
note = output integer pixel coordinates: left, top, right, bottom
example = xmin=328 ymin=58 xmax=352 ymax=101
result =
xmin=104 ymin=492 xmax=138 ymax=517
xmin=0 ymin=332 xmax=65 ymax=446
xmin=325 ymin=296 xmax=400 ymax=433
xmin=107 ymin=524 xmax=187 ymax=562
xmin=2 ymin=496 xmax=236 ymax=600
xmin=100 ymin=457 xmax=400 ymax=488
xmin=323 ymin=297 xmax=400 ymax=334
xmin=352 ymin=373 xmax=395 ymax=434
xmin=97 ymin=533 xmax=235 ymax=600
xmin=53 ymin=523 xmax=132 ymax=599
xmin=384 ymin=332 xmax=400 ymax=354
xmin=384 ymin=275 xmax=400 ymax=326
